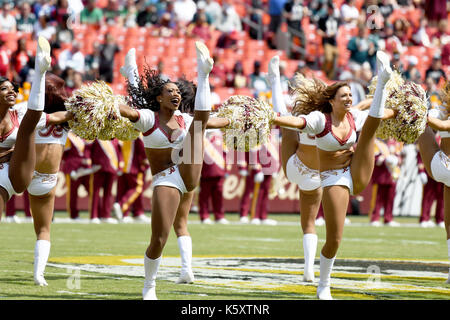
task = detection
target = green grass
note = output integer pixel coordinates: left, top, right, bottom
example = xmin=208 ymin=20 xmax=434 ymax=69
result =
xmin=0 ymin=212 xmax=448 ymax=300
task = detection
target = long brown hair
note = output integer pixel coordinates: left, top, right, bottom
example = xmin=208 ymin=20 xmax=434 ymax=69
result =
xmin=290 ymin=74 xmax=350 ymax=116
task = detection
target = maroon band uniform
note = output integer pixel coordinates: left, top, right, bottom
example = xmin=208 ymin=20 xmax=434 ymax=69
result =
xmin=89 ymin=138 xmax=124 ymax=220
xmin=116 ymin=136 xmax=149 ymax=218
xmin=199 ymin=129 xmax=227 ymax=222
xmin=61 ymin=132 xmax=92 ymax=219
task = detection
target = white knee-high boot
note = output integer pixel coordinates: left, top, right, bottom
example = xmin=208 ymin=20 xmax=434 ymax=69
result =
xmin=368 ymin=51 xmax=392 ymax=119
xmin=317 ymin=252 xmax=335 ymax=300
xmin=176 ymin=236 xmax=194 ymax=284
xmin=28 ymin=36 xmax=51 ymax=111
xmin=120 ymin=48 xmax=139 ymax=87
xmin=143 ymin=255 xmax=161 ymax=300
xmin=34 ymin=240 xmax=51 ymax=286
xmin=303 ymin=233 xmax=318 ymax=282
xmin=194 ymin=41 xmax=213 ymax=112
xmin=268 ymin=56 xmax=288 ymax=116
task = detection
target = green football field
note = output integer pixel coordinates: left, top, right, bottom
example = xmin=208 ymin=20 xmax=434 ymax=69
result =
xmin=0 ymin=212 xmax=449 ymax=301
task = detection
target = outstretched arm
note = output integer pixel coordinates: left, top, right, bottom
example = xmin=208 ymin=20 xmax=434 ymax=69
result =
xmin=46 ymin=111 xmax=73 ymax=125
xmin=119 ymin=103 xmax=140 ymax=122
xmin=353 ymin=98 xmax=373 ymax=110
xmin=206 ymin=117 xmax=230 ymax=129
xmin=272 ymin=114 xmax=306 ymax=131
xmin=427 ymin=116 xmax=450 ymax=131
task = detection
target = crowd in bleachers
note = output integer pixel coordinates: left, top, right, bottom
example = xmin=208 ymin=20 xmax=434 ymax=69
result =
xmin=0 ymin=0 xmax=447 ymax=105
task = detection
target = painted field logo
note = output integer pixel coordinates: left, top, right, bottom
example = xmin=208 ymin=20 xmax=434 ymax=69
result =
xmin=48 ymin=256 xmax=450 ymax=300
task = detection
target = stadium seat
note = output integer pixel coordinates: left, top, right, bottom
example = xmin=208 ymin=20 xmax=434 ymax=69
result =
xmin=214 ymin=87 xmax=236 ymax=102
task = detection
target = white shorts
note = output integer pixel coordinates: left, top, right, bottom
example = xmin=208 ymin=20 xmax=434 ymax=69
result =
xmin=27 ymin=171 xmax=58 ymax=196
xmin=285 ymin=153 xmax=321 ymax=191
xmin=320 ymin=166 xmax=354 ymax=195
xmin=0 ymin=162 xmax=17 ymax=200
xmin=430 ymin=151 xmax=450 ymax=187
xmin=152 ymin=165 xmax=188 ymax=194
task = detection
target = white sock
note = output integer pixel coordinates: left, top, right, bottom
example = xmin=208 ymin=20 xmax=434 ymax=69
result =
xmin=34 ymin=240 xmax=51 ymax=279
xmin=177 ymin=236 xmax=193 ymax=274
xmin=269 ymin=73 xmax=288 ymax=116
xmin=144 ymin=254 xmax=161 ymax=288
xmin=303 ymin=233 xmax=318 ymax=280
xmin=318 ymin=252 xmax=336 ymax=288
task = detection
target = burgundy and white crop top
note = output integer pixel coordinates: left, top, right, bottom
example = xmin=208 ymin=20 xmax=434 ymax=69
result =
xmin=132 ymin=109 xmax=193 ymax=149
xmin=299 ymin=108 xmax=368 ymax=152
xmin=0 ymin=102 xmax=48 ymax=149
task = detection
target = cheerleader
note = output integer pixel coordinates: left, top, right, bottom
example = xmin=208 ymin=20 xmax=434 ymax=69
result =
xmin=117 ymin=43 xmax=229 ymax=299
xmin=0 ymin=37 xmax=69 ymax=220
xmin=417 ymin=82 xmax=450 ymax=283
xmin=271 ymin=51 xmax=395 ymax=299
xmin=24 ymin=73 xmax=72 ymax=286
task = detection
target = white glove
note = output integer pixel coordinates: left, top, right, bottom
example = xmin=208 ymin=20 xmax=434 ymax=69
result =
xmin=239 ymin=169 xmax=248 ymax=177
xmin=385 ymin=155 xmax=398 ymax=168
xmin=419 ymin=172 xmax=428 ymax=185
xmin=254 ymin=171 xmax=264 ymax=183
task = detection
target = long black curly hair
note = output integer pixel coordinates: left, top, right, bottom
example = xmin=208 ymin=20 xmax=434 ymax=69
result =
xmin=126 ymin=66 xmax=197 ymax=114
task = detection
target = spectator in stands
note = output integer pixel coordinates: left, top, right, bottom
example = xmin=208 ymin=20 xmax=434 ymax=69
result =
xmin=103 ymin=0 xmax=121 ymax=25
xmin=216 ymin=29 xmax=239 ymax=49
xmin=441 ymin=42 xmax=450 ymax=66
xmin=0 ymin=34 xmax=9 ymax=77
xmin=84 ymin=41 xmax=101 ymax=80
xmin=430 ymin=19 xmax=450 ymax=47
xmin=136 ymin=3 xmax=159 ymax=27
xmin=226 ymin=61 xmax=247 ymax=89
xmin=403 ymin=55 xmax=422 ymax=83
xmin=268 ymin=0 xmax=287 ymax=36
xmin=411 ymin=16 xmax=431 ymax=48
xmin=11 ymin=38 xmax=32 ymax=85
xmin=58 ymin=41 xmax=85 ymax=74
xmin=317 ymin=3 xmax=340 ymax=80
xmin=16 ymin=1 xmax=36 ymax=34
xmin=216 ymin=1 xmax=242 ymax=34
xmin=120 ymin=0 xmax=138 ymax=28
xmin=0 ymin=1 xmax=16 ymax=32
xmin=210 ymin=54 xmax=228 ymax=86
xmin=360 ymin=61 xmax=374 ymax=87
xmin=347 ymin=22 xmax=378 ymax=72
xmin=65 ymin=71 xmax=84 ymax=95
xmin=53 ymin=0 xmax=70 ymax=25
xmin=186 ymin=11 xmax=213 ymax=42
xmin=340 ymin=0 xmax=360 ymax=26
xmin=424 ymin=0 xmax=447 ymax=26
xmin=392 ymin=18 xmax=410 ymax=49
xmin=153 ymin=12 xmax=179 ymax=38
xmin=425 ymin=54 xmax=447 ymax=84
xmin=55 ymin=13 xmax=74 ymax=45
xmin=174 ymin=0 xmax=197 ymax=27
xmin=391 ymin=51 xmax=405 ymax=74
xmin=249 ymin=60 xmax=269 ymax=94
xmin=283 ymin=0 xmax=307 ymax=60
xmin=247 ymin=0 xmax=264 ymax=40
xmin=378 ymin=0 xmax=395 ymax=21
xmin=33 ymin=12 xmax=56 ymax=41
xmin=98 ymin=34 xmax=120 ymax=83
xmin=80 ymin=0 xmax=104 ymax=27
xmin=199 ymin=0 xmax=222 ymax=28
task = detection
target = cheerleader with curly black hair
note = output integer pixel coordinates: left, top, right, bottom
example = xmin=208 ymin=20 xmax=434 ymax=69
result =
xmin=118 ymin=43 xmax=229 ymax=300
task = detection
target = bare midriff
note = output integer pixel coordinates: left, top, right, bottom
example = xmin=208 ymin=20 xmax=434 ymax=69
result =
xmin=441 ymin=137 xmax=450 ymax=156
xmin=317 ymin=148 xmax=354 ymax=172
xmin=296 ymin=144 xmax=319 ymax=170
xmin=146 ymin=147 xmax=178 ymax=175
xmin=35 ymin=144 xmax=64 ymax=173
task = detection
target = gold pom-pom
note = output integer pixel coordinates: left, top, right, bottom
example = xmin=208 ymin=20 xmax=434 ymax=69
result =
xmin=368 ymin=71 xmax=427 ymax=144
xmin=439 ymin=81 xmax=450 ymax=113
xmin=216 ymin=95 xmax=275 ymax=152
xmin=65 ymin=81 xmax=140 ymax=141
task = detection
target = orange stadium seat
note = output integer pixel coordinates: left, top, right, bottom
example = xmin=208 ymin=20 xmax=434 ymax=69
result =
xmin=214 ymin=87 xmax=236 ymax=102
